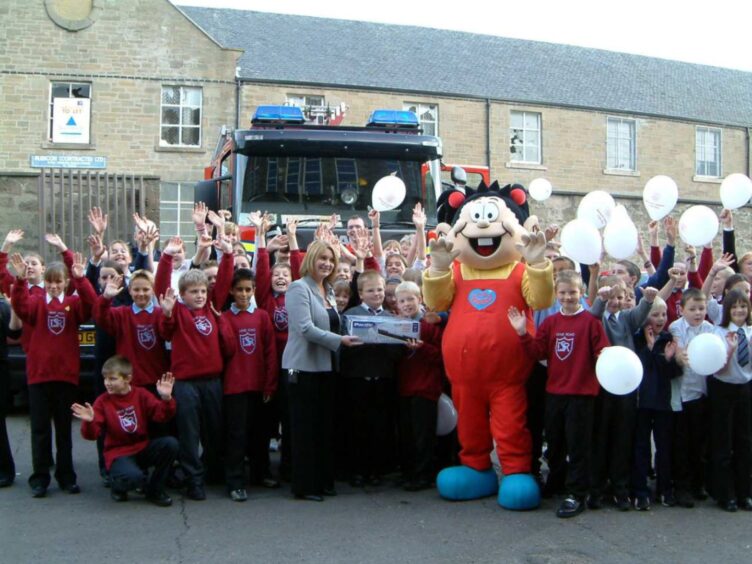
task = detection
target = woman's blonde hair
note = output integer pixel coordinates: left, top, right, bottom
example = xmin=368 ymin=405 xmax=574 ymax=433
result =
xmin=300 ymin=241 xmax=339 ymax=285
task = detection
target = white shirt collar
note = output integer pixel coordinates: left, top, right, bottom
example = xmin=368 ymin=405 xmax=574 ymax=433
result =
xmin=46 ymin=293 xmax=64 ymax=304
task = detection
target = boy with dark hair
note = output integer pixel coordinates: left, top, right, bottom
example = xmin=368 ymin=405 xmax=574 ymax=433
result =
xmin=508 ymin=270 xmax=610 ymax=518
xmin=157 ymin=239 xmax=234 ymax=501
xmin=72 ymin=355 xmax=178 ymax=506
xmin=221 ymin=268 xmax=278 ymax=501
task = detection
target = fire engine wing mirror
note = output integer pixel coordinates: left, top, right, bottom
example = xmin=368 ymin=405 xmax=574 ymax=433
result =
xmin=194 ymin=180 xmax=219 ymax=212
xmin=450 ymin=166 xmax=467 ymax=186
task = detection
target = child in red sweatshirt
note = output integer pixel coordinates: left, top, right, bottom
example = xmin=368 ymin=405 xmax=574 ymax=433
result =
xmin=72 ymin=355 xmax=177 ymax=506
xmin=221 ymin=268 xmax=278 ymax=501
xmin=157 ymin=251 xmax=232 ymax=501
xmin=395 ymin=281 xmax=444 ymax=491
xmin=10 ymin=248 xmax=96 ymax=498
xmin=508 ymin=269 xmax=610 ymax=519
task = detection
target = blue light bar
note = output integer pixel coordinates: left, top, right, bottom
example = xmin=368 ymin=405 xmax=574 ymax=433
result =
xmin=367 ymin=109 xmax=419 ymax=128
xmin=252 ymin=105 xmax=306 ymax=124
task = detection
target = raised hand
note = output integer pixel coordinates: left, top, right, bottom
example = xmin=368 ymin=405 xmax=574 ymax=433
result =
xmin=286 ymin=217 xmax=298 ymax=238
xmin=87 ymin=234 xmax=106 ymax=262
xmin=9 ymin=253 xmax=28 ymax=278
xmin=214 ymin=233 xmax=233 ymax=255
xmin=597 ymin=285 xmax=612 ymax=302
xmin=647 ymin=220 xmax=659 ymax=246
xmin=156 ymin=372 xmax=175 ymax=400
xmin=663 ymin=216 xmax=677 ymax=246
xmin=141 ymin=225 xmax=160 ymax=249
xmin=711 ymin=253 xmax=735 ymax=274
xmin=163 ymin=237 xmax=183 ymax=257
xmin=2 ymin=229 xmax=24 ymax=253
xmin=159 ymin=287 xmax=176 ymax=317
xmin=102 ymin=274 xmax=124 ymax=299
xmin=249 ymin=210 xmax=264 ymax=229
xmin=192 ymin=202 xmax=208 ymax=226
xmin=428 ymin=238 xmax=460 ymax=273
xmin=664 ymin=340 xmax=677 ymax=360
xmin=642 ymin=286 xmax=659 ymax=303
xmin=515 ymin=230 xmax=547 ymax=267
xmin=507 ymin=306 xmax=528 ymax=336
xmin=719 ymin=208 xmax=733 ymax=230
xmin=88 ymin=207 xmax=108 ymax=236
xmin=197 ymin=233 xmax=213 ymax=250
xmin=543 ymin=223 xmax=559 ymax=243
xmin=45 ymin=233 xmax=67 ymax=252
xmin=267 ymin=234 xmax=289 ymax=254
xmin=368 ymin=208 xmax=380 ymax=229
xmin=71 ymin=402 xmax=95 ymax=423
xmin=412 ymin=203 xmax=426 ymax=229
xmin=207 ymin=210 xmax=226 ymax=230
xmin=71 ymin=252 xmax=87 ymax=279
xmin=132 ymin=212 xmax=150 ymax=234
xmin=645 ymin=325 xmax=656 ymax=351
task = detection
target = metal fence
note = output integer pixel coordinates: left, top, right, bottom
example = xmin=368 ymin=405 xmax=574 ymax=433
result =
xmin=37 ymin=169 xmax=146 ymax=260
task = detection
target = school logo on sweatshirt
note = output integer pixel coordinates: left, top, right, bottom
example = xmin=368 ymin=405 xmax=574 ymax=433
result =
xmin=136 ymin=324 xmax=157 ymax=351
xmin=117 ymin=406 xmax=138 ymax=434
xmin=555 ymin=333 xmax=574 ymax=361
xmin=47 ymin=311 xmax=66 ymax=335
xmin=273 ymin=307 xmax=288 ymax=331
xmin=239 ymin=328 xmax=257 ymax=355
xmin=194 ymin=316 xmax=213 ymax=336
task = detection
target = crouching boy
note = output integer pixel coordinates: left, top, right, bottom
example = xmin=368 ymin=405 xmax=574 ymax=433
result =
xmin=72 ymin=355 xmax=178 ymax=507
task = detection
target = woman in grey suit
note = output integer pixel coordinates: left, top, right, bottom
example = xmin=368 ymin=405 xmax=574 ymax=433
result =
xmin=282 ymin=240 xmax=361 ymax=501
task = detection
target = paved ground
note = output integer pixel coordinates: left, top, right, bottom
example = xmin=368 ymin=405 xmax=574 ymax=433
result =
xmin=2 ymin=413 xmax=752 ymax=563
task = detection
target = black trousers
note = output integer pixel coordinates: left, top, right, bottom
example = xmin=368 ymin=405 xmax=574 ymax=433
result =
xmin=526 ymin=362 xmax=547 ymax=477
xmin=591 ymin=390 xmax=637 ymax=498
xmin=172 ymin=377 xmax=223 ymax=487
xmin=287 ymin=370 xmax=335 ymax=496
xmin=225 ymin=391 xmax=267 ymax=490
xmin=345 ymin=378 xmax=392 ymax=478
xmin=544 ymin=393 xmax=594 ymax=500
xmin=632 ymin=408 xmax=672 ymax=498
xmin=27 ymin=381 xmax=78 ymax=488
xmin=399 ymin=396 xmax=437 ymax=482
xmin=0 ymin=362 xmax=14 ymax=482
xmin=110 ymin=436 xmax=179 ymax=495
xmin=672 ymin=397 xmax=708 ymax=495
xmin=708 ymin=378 xmax=752 ymax=502
xmin=277 ymin=369 xmax=292 ymax=480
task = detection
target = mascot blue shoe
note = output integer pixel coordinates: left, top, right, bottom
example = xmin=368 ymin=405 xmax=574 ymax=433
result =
xmin=497 ymin=473 xmax=540 ymax=510
xmin=436 ymin=466 xmax=498 ymax=500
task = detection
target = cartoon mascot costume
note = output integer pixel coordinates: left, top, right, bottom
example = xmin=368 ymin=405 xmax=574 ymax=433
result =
xmin=424 ymin=181 xmax=554 ymax=510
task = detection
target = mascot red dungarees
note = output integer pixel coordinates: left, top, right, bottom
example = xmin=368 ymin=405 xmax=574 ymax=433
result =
xmin=424 ymin=181 xmax=554 ymax=510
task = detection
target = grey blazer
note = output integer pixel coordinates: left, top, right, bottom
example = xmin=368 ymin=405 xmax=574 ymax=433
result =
xmin=281 ymin=275 xmax=342 ymax=373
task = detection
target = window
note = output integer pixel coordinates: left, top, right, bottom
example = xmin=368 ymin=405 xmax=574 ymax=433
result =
xmin=404 ymin=103 xmax=438 ymax=136
xmin=696 ymin=127 xmax=721 ymax=177
xmin=160 ymin=86 xmax=202 ymax=147
xmin=286 ymin=94 xmax=326 ymax=124
xmin=606 ymin=117 xmax=636 ymax=171
xmin=159 ymin=182 xmax=197 ymax=251
xmin=49 ymin=82 xmax=91 ymax=143
xmin=510 ymin=111 xmax=541 ymax=164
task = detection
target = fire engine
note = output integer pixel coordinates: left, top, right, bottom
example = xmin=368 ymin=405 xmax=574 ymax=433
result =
xmin=196 ymin=104 xmax=485 ymax=250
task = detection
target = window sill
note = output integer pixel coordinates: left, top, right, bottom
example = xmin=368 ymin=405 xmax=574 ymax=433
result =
xmin=693 ymin=175 xmax=722 ymax=184
xmin=154 ymin=144 xmax=206 ymax=154
xmin=505 ymin=162 xmax=547 ymax=171
xmin=40 ymin=142 xmax=96 ymax=150
xmin=603 ymin=169 xmax=640 ymax=177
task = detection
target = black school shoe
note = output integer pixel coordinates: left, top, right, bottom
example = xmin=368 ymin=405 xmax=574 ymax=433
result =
xmin=556 ymin=496 xmax=585 ymax=518
xmin=613 ymin=495 xmax=631 ymax=511
xmin=0 ymin=476 xmax=14 ymax=488
xmin=31 ymin=485 xmax=47 ymax=498
xmin=586 ymin=495 xmax=603 ymax=510
xmin=674 ymin=490 xmax=695 ymax=508
xmin=185 ymin=484 xmax=206 ymax=501
xmin=229 ymin=489 xmax=248 ymax=502
xmin=147 ymin=490 xmax=173 ymax=507
xmin=60 ymin=483 xmax=81 ymax=494
xmin=111 ymin=490 xmax=128 ymax=502
xmin=634 ymin=496 xmax=651 ymax=511
xmin=738 ymin=497 xmax=752 ymax=511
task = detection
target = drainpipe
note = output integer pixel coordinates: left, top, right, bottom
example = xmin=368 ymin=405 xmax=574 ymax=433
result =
xmin=747 ymin=127 xmax=751 ymax=177
xmin=235 ymin=66 xmax=241 ymax=128
xmin=485 ymin=98 xmax=492 ymax=170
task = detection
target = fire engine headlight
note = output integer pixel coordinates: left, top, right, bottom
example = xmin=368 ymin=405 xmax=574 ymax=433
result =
xmin=341 ymin=188 xmax=358 ymax=206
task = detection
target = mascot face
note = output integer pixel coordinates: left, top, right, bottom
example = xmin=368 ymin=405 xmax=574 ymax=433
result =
xmin=448 ymin=195 xmax=528 ymax=270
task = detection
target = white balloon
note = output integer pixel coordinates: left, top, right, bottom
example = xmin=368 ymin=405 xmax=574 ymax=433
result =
xmin=560 ymin=219 xmax=603 ymax=265
xmin=720 ymin=173 xmax=752 ymax=210
xmin=528 ymin=178 xmax=552 ymax=201
xmin=687 ymin=333 xmax=727 ymax=376
xmin=678 ymin=205 xmax=719 ymax=247
xmin=596 ymin=346 xmax=643 ymax=395
xmin=372 ymin=175 xmax=406 ymax=212
xmin=643 ymin=175 xmax=679 ymax=220
xmin=577 ymin=190 xmax=616 ymax=229
xmin=603 ymin=205 xmax=638 ymax=259
xmin=436 ymin=393 xmax=457 ymax=436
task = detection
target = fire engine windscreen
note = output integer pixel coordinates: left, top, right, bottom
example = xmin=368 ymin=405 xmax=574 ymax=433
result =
xmin=241 ymin=156 xmax=423 ymax=221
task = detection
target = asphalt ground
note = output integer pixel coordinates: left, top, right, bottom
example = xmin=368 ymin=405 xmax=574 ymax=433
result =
xmin=2 ymin=413 xmax=752 ymax=564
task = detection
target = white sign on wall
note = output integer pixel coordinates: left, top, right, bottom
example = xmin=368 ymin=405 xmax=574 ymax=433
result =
xmin=52 ymin=98 xmax=91 ymax=144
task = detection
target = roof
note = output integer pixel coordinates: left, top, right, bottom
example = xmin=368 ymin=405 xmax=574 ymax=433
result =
xmin=179 ymin=7 xmax=752 ymax=128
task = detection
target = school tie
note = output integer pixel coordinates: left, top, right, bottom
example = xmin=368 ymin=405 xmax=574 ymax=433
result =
xmin=737 ymin=328 xmax=749 ymax=367
xmin=608 ymin=313 xmax=619 ymax=330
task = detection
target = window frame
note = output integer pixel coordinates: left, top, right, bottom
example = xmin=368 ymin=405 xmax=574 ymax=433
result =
xmin=403 ymin=102 xmax=439 ymax=136
xmin=509 ymin=110 xmax=542 ymax=164
xmin=48 ymin=81 xmax=92 ymax=142
xmin=606 ymin=116 xmax=637 ymax=172
xmin=160 ymin=86 xmax=203 ymax=148
xmin=159 ymin=182 xmax=197 ymax=252
xmin=286 ymin=94 xmax=326 ymax=124
xmin=695 ymin=126 xmax=722 ymax=178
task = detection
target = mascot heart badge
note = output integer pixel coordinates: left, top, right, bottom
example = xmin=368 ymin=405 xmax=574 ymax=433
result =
xmin=468 ymin=289 xmax=496 ymax=311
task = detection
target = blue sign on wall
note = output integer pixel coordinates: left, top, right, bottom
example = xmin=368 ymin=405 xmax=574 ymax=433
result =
xmin=30 ymin=155 xmax=107 ymax=169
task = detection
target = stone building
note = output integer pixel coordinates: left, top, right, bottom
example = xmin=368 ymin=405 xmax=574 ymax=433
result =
xmin=2 ymin=0 xmax=752 ymax=254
